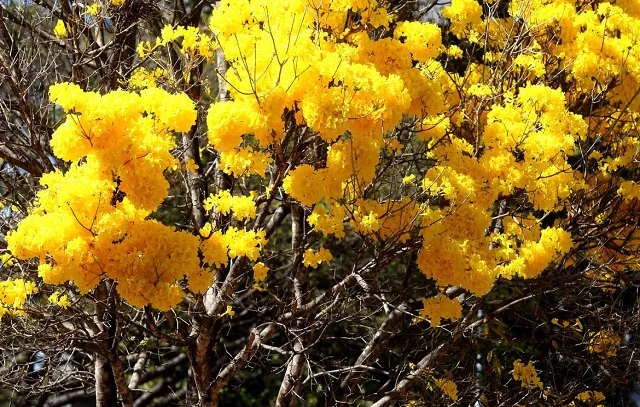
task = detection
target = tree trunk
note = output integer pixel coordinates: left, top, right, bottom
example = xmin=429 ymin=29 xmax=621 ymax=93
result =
xmin=95 ymin=353 xmax=118 ymax=407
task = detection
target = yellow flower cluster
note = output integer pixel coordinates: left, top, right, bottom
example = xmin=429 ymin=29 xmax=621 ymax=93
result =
xmin=576 ymin=390 xmax=605 ymax=403
xmin=138 ymin=25 xmax=216 ymax=60
xmin=45 ymin=83 xmax=195 ymax=212
xmin=0 ymin=253 xmax=14 ymax=269
xmin=618 ymin=181 xmax=640 ymax=202
xmin=442 ymin=0 xmax=483 ymax=42
xmin=15 ymin=0 xmax=638 ymax=322
xmin=518 ymin=228 xmax=574 ymax=278
xmin=203 ymin=0 xmax=455 ymax=194
xmin=179 ymin=0 xmax=587 ymax=300
xmin=53 ymin=20 xmax=67 ymax=39
xmin=587 ymin=330 xmax=621 ymax=357
xmin=447 ymin=0 xmax=640 ymax=228
xmin=83 ymin=3 xmax=100 ymax=17
xmin=394 ymin=21 xmax=441 ymax=62
xmin=351 ymin=198 xmax=421 ymax=243
xmin=510 ymin=1 xmax=640 ymax=109
xmin=127 ymin=67 xmax=165 ymax=90
xmin=252 ymin=262 xmax=269 ymax=282
xmin=434 ymin=378 xmax=459 ymax=401
xmin=200 ymin=230 xmax=229 ymax=268
xmin=418 ymin=295 xmax=462 ymax=327
xmin=204 ymin=191 xmax=257 ymax=222
xmin=224 ymin=227 xmax=267 ymax=261
xmin=308 ymin=204 xmax=347 ymax=239
xmin=0 ymin=279 xmax=38 ymax=318
xmin=219 ymin=147 xmax=271 ymax=177
xmin=417 ymin=83 xmax=579 ymax=294
xmin=512 ymin=360 xmax=543 ymax=390
xmin=513 ymin=54 xmax=546 ymax=78
xmin=6 ymin=84 xmax=204 ymax=311
xmin=302 ymin=248 xmax=333 ymax=269
xmin=482 ymin=85 xmax=586 ymax=211
xmin=199 ymin=226 xmax=268 ymax=275
xmin=48 ymin=291 xmax=71 ymax=308
xmin=283 ymin=165 xmax=328 ymax=207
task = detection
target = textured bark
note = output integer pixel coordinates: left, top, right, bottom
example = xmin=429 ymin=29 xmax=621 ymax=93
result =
xmin=93 ymin=282 xmax=119 ymax=407
xmin=216 ymin=48 xmax=230 ymax=102
xmin=93 ymin=282 xmax=120 ymax=407
xmin=94 ymin=354 xmax=118 ymax=407
xmin=127 ymin=352 xmax=148 ymax=390
xmin=181 ymin=124 xmax=207 ymax=231
xmin=186 ymin=317 xmax=217 ymax=406
xmin=275 ymin=204 xmax=307 ymax=407
xmin=110 ymin=355 xmax=133 ymax=407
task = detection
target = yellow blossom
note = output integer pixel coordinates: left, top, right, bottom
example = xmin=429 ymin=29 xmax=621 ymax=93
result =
xmin=220 ymin=305 xmax=235 ymax=318
xmin=0 ymin=253 xmax=14 ymax=268
xmin=204 ymin=190 xmax=257 ymax=221
xmin=402 ymin=174 xmax=416 ymax=184
xmin=303 ymin=248 xmax=333 ymax=268
xmin=252 ymin=262 xmax=269 ymax=282
xmin=512 ymin=360 xmax=543 ymax=390
xmin=7 ymin=84 xmax=199 ymax=311
xmin=394 ymin=21 xmax=442 ymax=62
xmin=185 ymin=158 xmax=199 ymax=172
xmin=418 ymin=295 xmax=462 ymax=327
xmin=446 ymin=45 xmax=463 ymax=59
xmin=0 ymin=279 xmax=38 ymax=317
xmin=577 ymin=391 xmax=606 ymax=403
xmin=83 ymin=3 xmax=100 ymax=16
xmin=200 ymin=222 xmax=213 ymax=238
xmin=587 ymin=330 xmax=620 ymax=357
xmin=48 ymin=291 xmax=72 ymax=308
xmin=224 ymin=227 xmax=266 ymax=261
xmin=435 ymin=378 xmax=459 ymax=401
xmin=53 ymin=20 xmax=68 ymax=39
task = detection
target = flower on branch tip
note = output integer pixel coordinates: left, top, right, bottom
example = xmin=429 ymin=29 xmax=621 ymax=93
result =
xmin=512 ymin=359 xmax=543 ymax=390
xmin=252 ymin=262 xmax=269 ymax=282
xmin=48 ymin=291 xmax=71 ymax=309
xmin=434 ymin=378 xmax=459 ymax=401
xmin=82 ymin=4 xmax=101 ymax=17
xmin=54 ymin=20 xmax=68 ymax=39
xmin=303 ymin=247 xmax=332 ymax=268
xmin=219 ymin=305 xmax=235 ymax=318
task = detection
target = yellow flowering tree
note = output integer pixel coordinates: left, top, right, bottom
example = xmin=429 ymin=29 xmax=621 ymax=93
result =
xmin=0 ymin=0 xmax=638 ymax=406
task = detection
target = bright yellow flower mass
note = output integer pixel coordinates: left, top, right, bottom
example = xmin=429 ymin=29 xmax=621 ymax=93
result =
xmin=5 ymin=0 xmax=640 ymax=325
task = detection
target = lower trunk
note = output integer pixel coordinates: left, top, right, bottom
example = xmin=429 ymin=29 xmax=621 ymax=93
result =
xmin=95 ymin=353 xmax=118 ymax=407
xmin=187 ymin=317 xmax=219 ymax=406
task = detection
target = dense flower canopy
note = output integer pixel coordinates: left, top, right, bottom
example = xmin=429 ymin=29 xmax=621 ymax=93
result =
xmin=4 ymin=0 xmax=640 ymax=321
xmin=0 ymin=1 xmax=638 ymax=404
